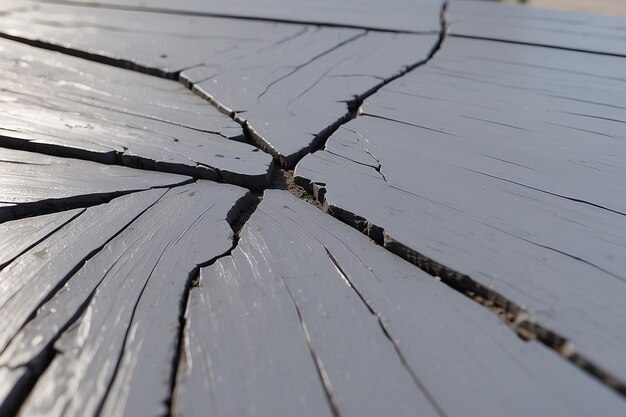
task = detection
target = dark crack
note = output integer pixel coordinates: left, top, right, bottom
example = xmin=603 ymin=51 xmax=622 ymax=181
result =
xmin=0 ymin=31 xmax=179 ymax=78
xmin=256 ymin=31 xmax=367 ymax=102
xmin=0 ymin=134 xmax=271 ymax=191
xmin=267 ymin=0 xmax=450 ymax=169
xmin=295 ymin=173 xmax=626 ymax=399
xmin=279 ymin=276 xmax=341 ymax=417
xmin=0 ymin=208 xmax=84 ymax=270
xmin=0 ymin=179 xmax=191 ymax=225
xmin=270 ymin=165 xmax=323 ymax=209
xmin=323 ymin=248 xmax=447 ymax=417
xmin=465 ymin=168 xmax=626 ymax=217
xmin=0 ymin=188 xmax=168 ymax=417
xmin=168 ymin=191 xmax=257 ymax=417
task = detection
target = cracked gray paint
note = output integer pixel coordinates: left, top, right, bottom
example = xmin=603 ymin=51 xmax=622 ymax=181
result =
xmin=0 ymin=37 xmax=272 ymax=188
xmin=175 ymin=190 xmax=626 ymax=417
xmin=295 ymin=37 xmax=626 ymax=385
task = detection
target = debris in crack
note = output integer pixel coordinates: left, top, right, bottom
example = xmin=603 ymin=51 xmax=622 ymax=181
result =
xmin=0 ymin=147 xmax=191 ymax=222
xmin=173 ymin=189 xmax=626 ymax=417
xmin=0 ymin=37 xmax=273 ymax=189
xmin=8 ymin=181 xmax=250 ymax=417
xmin=294 ymin=34 xmax=626 ymax=393
xmin=271 ymin=165 xmax=323 ymax=209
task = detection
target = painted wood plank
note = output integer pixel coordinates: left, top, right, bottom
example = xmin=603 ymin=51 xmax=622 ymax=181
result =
xmin=0 ymin=190 xmax=165 ymax=414
xmin=174 ymin=194 xmax=438 ymax=417
xmin=186 ymin=31 xmax=439 ymax=167
xmin=0 ymin=209 xmax=83 ymax=268
xmin=174 ymin=248 xmax=335 ymax=417
xmin=0 ymin=189 xmax=165 ymax=356
xmin=295 ymin=37 xmax=626 ymax=384
xmin=174 ymin=190 xmax=625 ymax=417
xmin=0 ymin=3 xmax=438 ymax=167
xmin=0 ymin=148 xmax=190 ymax=221
xmin=42 ymin=0 xmax=444 ymax=32
xmin=14 ymin=181 xmax=250 ymax=417
xmin=0 ymin=37 xmax=272 ymax=188
xmin=450 ymin=0 xmax=626 ymax=57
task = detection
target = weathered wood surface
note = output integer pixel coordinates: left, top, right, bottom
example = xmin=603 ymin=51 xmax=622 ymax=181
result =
xmin=295 ymin=36 xmax=626 ymax=384
xmin=0 ymin=147 xmax=190 ymax=221
xmin=450 ymin=0 xmax=626 ymax=56
xmin=0 ymin=36 xmax=272 ymax=187
xmin=175 ymin=190 xmax=625 ymax=417
xmin=0 ymin=0 xmax=624 ymax=415
xmin=0 ymin=1 xmax=438 ymax=167
xmin=0 ymin=209 xmax=81 ymax=268
xmin=2 ymin=182 xmax=250 ymax=417
xmin=42 ymin=0 xmax=444 ymax=32
xmin=185 ymin=31 xmax=438 ymax=167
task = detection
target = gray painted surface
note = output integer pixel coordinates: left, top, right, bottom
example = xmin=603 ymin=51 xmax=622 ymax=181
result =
xmin=295 ymin=37 xmax=626 ymax=384
xmin=0 ymin=3 xmax=438 ymax=167
xmin=450 ymin=0 xmax=626 ymax=56
xmin=0 ymin=209 xmax=82 ymax=268
xmin=0 ymin=190 xmax=165 ymax=356
xmin=0 ymin=37 xmax=272 ymax=187
xmin=0 ymin=147 xmax=190 ymax=221
xmin=44 ymin=0 xmax=444 ymax=32
xmin=175 ymin=190 xmax=626 ymax=417
xmin=185 ymin=31 xmax=438 ymax=167
xmin=15 ymin=181 xmax=249 ymax=417
xmin=0 ymin=0 xmax=623 ymax=415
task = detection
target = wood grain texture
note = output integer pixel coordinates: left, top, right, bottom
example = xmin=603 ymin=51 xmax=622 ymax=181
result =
xmin=450 ymin=0 xmax=626 ymax=56
xmin=39 ymin=0 xmax=444 ymax=32
xmin=0 ymin=190 xmax=165 ymax=414
xmin=174 ymin=190 xmax=625 ymax=417
xmin=0 ymin=2 xmax=438 ymax=167
xmin=185 ymin=31 xmax=439 ymax=167
xmin=0 ymin=148 xmax=190 ymax=221
xmin=0 ymin=37 xmax=272 ymax=188
xmin=295 ymin=37 xmax=626 ymax=385
xmin=13 ymin=181 xmax=250 ymax=417
xmin=0 ymin=209 xmax=82 ymax=268
xmin=0 ymin=189 xmax=165 ymax=356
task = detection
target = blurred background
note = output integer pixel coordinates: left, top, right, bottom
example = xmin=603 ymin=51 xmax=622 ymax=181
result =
xmin=493 ymin=0 xmax=626 ymax=15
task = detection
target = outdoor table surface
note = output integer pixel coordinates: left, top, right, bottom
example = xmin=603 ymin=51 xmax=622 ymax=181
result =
xmin=0 ymin=1 xmax=624 ymax=416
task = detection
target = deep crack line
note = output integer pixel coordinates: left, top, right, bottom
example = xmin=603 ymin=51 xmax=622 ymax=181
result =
xmin=270 ymin=0 xmax=450 ymax=169
xmin=0 ymin=187 xmax=169 ymax=417
xmin=0 ymin=0 xmax=447 ymax=183
xmin=293 ymin=165 xmax=626 ymax=400
xmin=168 ymin=192 xmax=259 ymax=417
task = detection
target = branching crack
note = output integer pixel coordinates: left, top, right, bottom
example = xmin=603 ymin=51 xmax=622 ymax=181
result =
xmin=257 ymin=31 xmax=367 ymax=102
xmin=168 ymin=191 xmax=258 ymax=417
xmin=323 ymin=248 xmax=447 ymax=417
xmin=295 ymin=171 xmax=626 ymax=399
xmin=0 ymin=188 xmax=168 ymax=417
